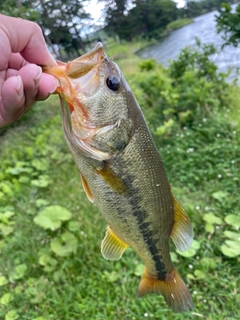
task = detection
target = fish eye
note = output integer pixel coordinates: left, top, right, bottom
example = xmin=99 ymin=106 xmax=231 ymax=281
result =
xmin=106 ymin=76 xmax=120 ymax=91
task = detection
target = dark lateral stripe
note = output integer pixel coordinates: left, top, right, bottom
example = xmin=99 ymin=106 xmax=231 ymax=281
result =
xmin=127 ymin=179 xmax=167 ymax=280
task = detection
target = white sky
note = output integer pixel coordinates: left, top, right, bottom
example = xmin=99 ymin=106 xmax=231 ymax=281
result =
xmin=85 ymin=0 xmax=104 ymax=22
xmin=176 ymin=0 xmax=185 ymax=8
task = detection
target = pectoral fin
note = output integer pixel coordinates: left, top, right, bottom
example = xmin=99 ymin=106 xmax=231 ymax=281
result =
xmin=80 ymin=173 xmax=94 ymax=203
xmin=170 ymin=196 xmax=193 ymax=252
xmin=101 ymin=227 xmax=128 ymax=260
xmin=96 ymin=165 xmax=128 ymax=195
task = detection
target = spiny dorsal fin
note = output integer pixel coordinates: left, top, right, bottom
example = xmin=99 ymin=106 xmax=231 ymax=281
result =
xmin=80 ymin=173 xmax=94 ymax=203
xmin=170 ymin=196 xmax=193 ymax=252
xmin=101 ymin=227 xmax=128 ymax=260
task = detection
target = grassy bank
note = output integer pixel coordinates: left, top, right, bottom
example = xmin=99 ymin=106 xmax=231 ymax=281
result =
xmin=0 ymin=41 xmax=239 ymax=319
xmin=166 ymin=18 xmax=193 ymax=31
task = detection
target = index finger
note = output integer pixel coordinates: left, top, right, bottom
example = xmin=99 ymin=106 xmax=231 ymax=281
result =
xmin=0 ymin=14 xmax=56 ymax=68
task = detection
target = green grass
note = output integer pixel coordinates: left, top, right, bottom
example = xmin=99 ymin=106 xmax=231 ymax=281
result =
xmin=0 ymin=43 xmax=240 ymax=319
xmin=228 ymin=85 xmax=240 ymax=127
xmin=166 ymin=19 xmax=193 ymax=31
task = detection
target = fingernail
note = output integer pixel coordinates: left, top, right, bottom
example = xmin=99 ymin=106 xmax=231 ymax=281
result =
xmin=34 ymin=66 xmax=42 ymax=89
xmin=16 ymin=75 xmax=24 ymax=99
xmin=48 ymin=79 xmax=58 ymax=94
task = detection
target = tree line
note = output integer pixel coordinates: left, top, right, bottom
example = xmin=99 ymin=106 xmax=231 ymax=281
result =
xmin=103 ymin=0 xmax=235 ymax=41
xmin=0 ymin=0 xmax=237 ymax=59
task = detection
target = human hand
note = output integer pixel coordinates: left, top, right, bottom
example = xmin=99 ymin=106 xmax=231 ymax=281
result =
xmin=0 ymin=14 xmax=58 ymax=127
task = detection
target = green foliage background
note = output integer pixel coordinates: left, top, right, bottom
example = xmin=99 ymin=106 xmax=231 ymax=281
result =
xmin=1 ymin=0 xmax=236 ymax=58
xmin=216 ymin=3 xmax=240 ymax=48
xmin=0 ymin=42 xmax=240 ymax=319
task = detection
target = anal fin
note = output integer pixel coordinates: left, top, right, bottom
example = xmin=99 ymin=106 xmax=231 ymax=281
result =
xmin=170 ymin=196 xmax=193 ymax=252
xmin=101 ymin=226 xmax=128 ymax=260
xmin=80 ymin=173 xmax=94 ymax=203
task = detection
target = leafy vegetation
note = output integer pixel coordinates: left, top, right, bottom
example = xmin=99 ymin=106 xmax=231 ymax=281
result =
xmin=216 ymin=3 xmax=240 ymax=48
xmin=0 ymin=42 xmax=240 ymax=319
xmin=101 ymin=0 xmax=235 ymax=41
xmin=1 ymin=0 xmax=237 ymax=58
xmin=0 ymin=0 xmax=91 ymax=59
xmin=181 ymin=0 xmax=234 ymax=18
xmin=103 ymin=0 xmax=178 ymax=41
xmin=129 ymin=40 xmax=230 ymax=136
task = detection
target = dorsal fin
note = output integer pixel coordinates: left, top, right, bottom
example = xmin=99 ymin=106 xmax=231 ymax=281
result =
xmin=101 ymin=226 xmax=128 ymax=260
xmin=170 ymin=196 xmax=193 ymax=252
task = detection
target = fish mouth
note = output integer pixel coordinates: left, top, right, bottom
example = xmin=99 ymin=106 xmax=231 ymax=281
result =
xmin=66 ymin=43 xmax=105 ymax=139
xmin=45 ymin=42 xmax=105 ymax=101
xmin=45 ymin=43 xmax=115 ymax=161
xmin=66 ymin=42 xmax=105 ymax=80
xmin=60 ymin=43 xmax=114 ymax=160
xmin=45 ymin=41 xmax=105 ymax=121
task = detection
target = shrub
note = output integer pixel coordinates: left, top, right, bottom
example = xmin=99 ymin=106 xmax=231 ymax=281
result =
xmin=130 ymin=40 xmax=230 ymax=142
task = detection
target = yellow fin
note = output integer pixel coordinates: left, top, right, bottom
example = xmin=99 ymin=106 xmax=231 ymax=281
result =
xmin=96 ymin=165 xmax=128 ymax=195
xmin=137 ymin=268 xmax=194 ymax=313
xmin=101 ymin=227 xmax=128 ymax=260
xmin=80 ymin=173 xmax=94 ymax=203
xmin=170 ymin=196 xmax=193 ymax=252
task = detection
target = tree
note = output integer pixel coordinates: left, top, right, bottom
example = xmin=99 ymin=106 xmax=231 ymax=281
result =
xmin=102 ymin=0 xmax=178 ymax=41
xmin=179 ymin=0 xmax=233 ymax=19
xmin=216 ymin=3 xmax=240 ymax=47
xmin=129 ymin=0 xmax=178 ymax=39
xmin=0 ymin=0 xmax=39 ymax=19
xmin=0 ymin=0 xmax=91 ymax=58
xmin=35 ymin=0 xmax=91 ymax=58
xmin=101 ymin=0 xmax=129 ymax=39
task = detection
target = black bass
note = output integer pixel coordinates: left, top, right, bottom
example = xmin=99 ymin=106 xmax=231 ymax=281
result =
xmin=45 ymin=43 xmax=194 ymax=312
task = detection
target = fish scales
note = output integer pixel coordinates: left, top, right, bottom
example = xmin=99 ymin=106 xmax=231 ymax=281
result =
xmin=44 ymin=42 xmax=194 ymax=313
xmin=82 ymin=114 xmax=173 ymax=278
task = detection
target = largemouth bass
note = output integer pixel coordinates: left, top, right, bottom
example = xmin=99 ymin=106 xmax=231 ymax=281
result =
xmin=45 ymin=43 xmax=194 ymax=312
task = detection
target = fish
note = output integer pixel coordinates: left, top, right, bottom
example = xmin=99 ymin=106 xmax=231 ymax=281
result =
xmin=44 ymin=42 xmax=194 ymax=313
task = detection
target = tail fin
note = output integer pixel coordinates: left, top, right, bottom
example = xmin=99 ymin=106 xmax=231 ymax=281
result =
xmin=137 ymin=268 xmax=193 ymax=313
